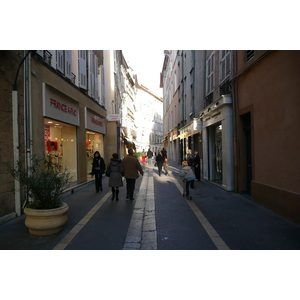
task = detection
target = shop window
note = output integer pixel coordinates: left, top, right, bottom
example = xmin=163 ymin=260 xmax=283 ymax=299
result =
xmin=44 ymin=118 xmax=77 ymax=182
xmin=86 ymin=131 xmax=104 ymax=176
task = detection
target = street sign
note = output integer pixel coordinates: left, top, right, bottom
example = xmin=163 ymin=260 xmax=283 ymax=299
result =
xmin=107 ymin=114 xmax=120 ymax=121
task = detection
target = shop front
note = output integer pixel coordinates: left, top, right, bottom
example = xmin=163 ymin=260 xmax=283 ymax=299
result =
xmin=85 ymin=108 xmax=105 ymax=177
xmin=43 ymin=83 xmax=79 ymax=182
xmin=201 ymin=95 xmax=234 ymax=191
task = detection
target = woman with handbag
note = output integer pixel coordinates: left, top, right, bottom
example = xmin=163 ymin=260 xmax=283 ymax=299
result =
xmin=91 ymin=151 xmax=106 ymax=193
xmin=106 ymin=153 xmax=123 ymax=201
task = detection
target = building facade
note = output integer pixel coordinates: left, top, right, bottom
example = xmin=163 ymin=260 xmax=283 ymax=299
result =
xmin=161 ymin=50 xmax=234 ymax=192
xmin=162 ymin=49 xmax=300 ymax=222
xmin=0 ymin=50 xmax=107 ymax=221
xmin=135 ymin=81 xmax=163 ymax=154
xmin=200 ymin=50 xmax=234 ymax=191
xmin=234 ymin=50 xmax=300 ymax=223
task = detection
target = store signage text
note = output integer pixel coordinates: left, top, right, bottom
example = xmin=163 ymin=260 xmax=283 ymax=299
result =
xmin=91 ymin=116 xmax=103 ymax=127
xmin=50 ymin=98 xmax=77 ymax=116
xmin=107 ymin=114 xmax=120 ymax=121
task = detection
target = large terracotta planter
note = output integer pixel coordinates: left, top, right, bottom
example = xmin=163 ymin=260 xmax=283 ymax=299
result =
xmin=24 ymin=202 xmax=69 ymax=236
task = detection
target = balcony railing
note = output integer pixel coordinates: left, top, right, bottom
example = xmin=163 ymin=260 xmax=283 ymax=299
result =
xmin=44 ymin=50 xmax=52 ymax=65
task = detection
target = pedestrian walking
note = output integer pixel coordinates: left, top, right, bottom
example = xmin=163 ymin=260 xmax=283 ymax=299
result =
xmin=187 ymin=149 xmax=193 ymax=166
xmin=147 ymin=148 xmax=153 ymax=165
xmin=193 ymin=150 xmax=200 ymax=181
xmin=155 ymin=151 xmax=164 ymax=176
xmin=180 ymin=161 xmax=195 ymax=200
xmin=163 ymin=158 xmax=169 ymax=175
xmin=141 ymin=149 xmax=146 ymax=164
xmin=107 ymin=153 xmax=123 ymax=201
xmin=91 ymin=151 xmax=106 ymax=193
xmin=161 ymin=148 xmax=167 ymax=160
xmin=122 ymin=149 xmax=144 ymax=201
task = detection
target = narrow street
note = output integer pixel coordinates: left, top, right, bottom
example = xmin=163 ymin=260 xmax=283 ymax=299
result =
xmin=1 ymin=161 xmax=299 ymax=251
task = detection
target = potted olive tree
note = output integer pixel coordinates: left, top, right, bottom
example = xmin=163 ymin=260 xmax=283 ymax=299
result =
xmin=8 ymin=155 xmax=71 ymax=236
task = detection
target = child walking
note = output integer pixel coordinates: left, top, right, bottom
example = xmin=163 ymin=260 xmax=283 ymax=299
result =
xmin=163 ymin=158 xmax=169 ymax=175
xmin=180 ymin=160 xmax=195 ymax=200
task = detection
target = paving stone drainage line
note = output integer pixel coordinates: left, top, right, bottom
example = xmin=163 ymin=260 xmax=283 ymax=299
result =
xmin=170 ymin=175 xmax=230 ymax=250
xmin=123 ymin=169 xmax=157 ymax=250
xmin=53 ymin=191 xmax=111 ymax=250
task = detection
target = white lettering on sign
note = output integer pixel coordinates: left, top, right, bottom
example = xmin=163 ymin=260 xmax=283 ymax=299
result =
xmin=50 ymin=98 xmax=77 ymax=116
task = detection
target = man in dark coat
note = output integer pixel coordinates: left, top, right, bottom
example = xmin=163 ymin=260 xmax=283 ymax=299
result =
xmin=155 ymin=151 xmax=164 ymax=176
xmin=122 ymin=149 xmax=144 ymax=200
xmin=161 ymin=148 xmax=167 ymax=160
xmin=193 ymin=150 xmax=200 ymax=181
xmin=92 ymin=151 xmax=106 ymax=192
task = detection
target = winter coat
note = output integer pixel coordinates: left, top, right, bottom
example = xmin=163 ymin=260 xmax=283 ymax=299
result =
xmin=92 ymin=153 xmax=106 ymax=174
xmin=155 ymin=154 xmax=164 ymax=167
xmin=180 ymin=166 xmax=195 ymax=181
xmin=147 ymin=150 xmax=153 ymax=158
xmin=107 ymin=158 xmax=123 ymax=188
xmin=122 ymin=154 xmax=144 ymax=179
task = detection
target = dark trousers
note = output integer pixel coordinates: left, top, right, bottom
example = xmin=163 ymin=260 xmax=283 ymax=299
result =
xmin=94 ymin=171 xmax=102 ymax=191
xmin=157 ymin=163 xmax=163 ymax=176
xmin=185 ymin=180 xmax=195 ymax=196
xmin=126 ymin=178 xmax=136 ymax=199
xmin=194 ymin=166 xmax=200 ymax=180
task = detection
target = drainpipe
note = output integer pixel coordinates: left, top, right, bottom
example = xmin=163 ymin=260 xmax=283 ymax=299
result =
xmin=12 ymin=90 xmax=21 ymax=216
xmin=24 ymin=51 xmax=32 ymax=208
xmin=12 ymin=50 xmax=33 ymax=216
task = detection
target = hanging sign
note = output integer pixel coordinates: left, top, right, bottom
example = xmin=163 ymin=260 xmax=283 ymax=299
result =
xmin=107 ymin=114 xmax=120 ymax=121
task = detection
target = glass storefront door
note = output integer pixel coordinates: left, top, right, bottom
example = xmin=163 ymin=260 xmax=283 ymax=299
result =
xmin=208 ymin=123 xmax=222 ymax=185
xmin=86 ymin=131 xmax=104 ymax=176
xmin=214 ymin=124 xmax=222 ymax=184
xmin=44 ymin=118 xmax=77 ymax=182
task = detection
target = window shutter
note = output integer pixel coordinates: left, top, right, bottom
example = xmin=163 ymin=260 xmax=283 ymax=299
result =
xmin=206 ymin=59 xmax=209 ymax=94
xmin=100 ymin=65 xmax=105 ymax=105
xmin=79 ymin=50 xmax=87 ymax=89
xmin=65 ymin=50 xmax=72 ymax=79
xmin=206 ymin=52 xmax=215 ymax=95
xmin=56 ymin=50 xmax=64 ymax=73
xmin=225 ymin=51 xmax=231 ymax=77
xmin=220 ymin=50 xmax=226 ymax=82
xmin=89 ymin=51 xmax=95 ymax=98
xmin=95 ymin=56 xmax=99 ymax=102
xmin=211 ymin=53 xmax=215 ymax=92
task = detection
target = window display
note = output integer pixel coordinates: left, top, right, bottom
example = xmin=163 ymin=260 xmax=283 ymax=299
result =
xmin=44 ymin=118 xmax=77 ymax=182
xmin=86 ymin=131 xmax=104 ymax=176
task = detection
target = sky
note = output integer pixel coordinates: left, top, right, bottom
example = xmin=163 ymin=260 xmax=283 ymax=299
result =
xmin=122 ymin=50 xmax=164 ymax=97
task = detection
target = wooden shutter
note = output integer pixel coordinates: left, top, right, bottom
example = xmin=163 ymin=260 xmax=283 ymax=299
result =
xmin=65 ymin=50 xmax=72 ymax=79
xmin=225 ymin=51 xmax=231 ymax=78
xmin=220 ymin=50 xmax=226 ymax=82
xmin=56 ymin=50 xmax=64 ymax=73
xmin=100 ymin=65 xmax=105 ymax=105
xmin=79 ymin=50 xmax=87 ymax=89
xmin=206 ymin=52 xmax=215 ymax=95
xmin=95 ymin=55 xmax=99 ymax=102
xmin=89 ymin=51 xmax=95 ymax=98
